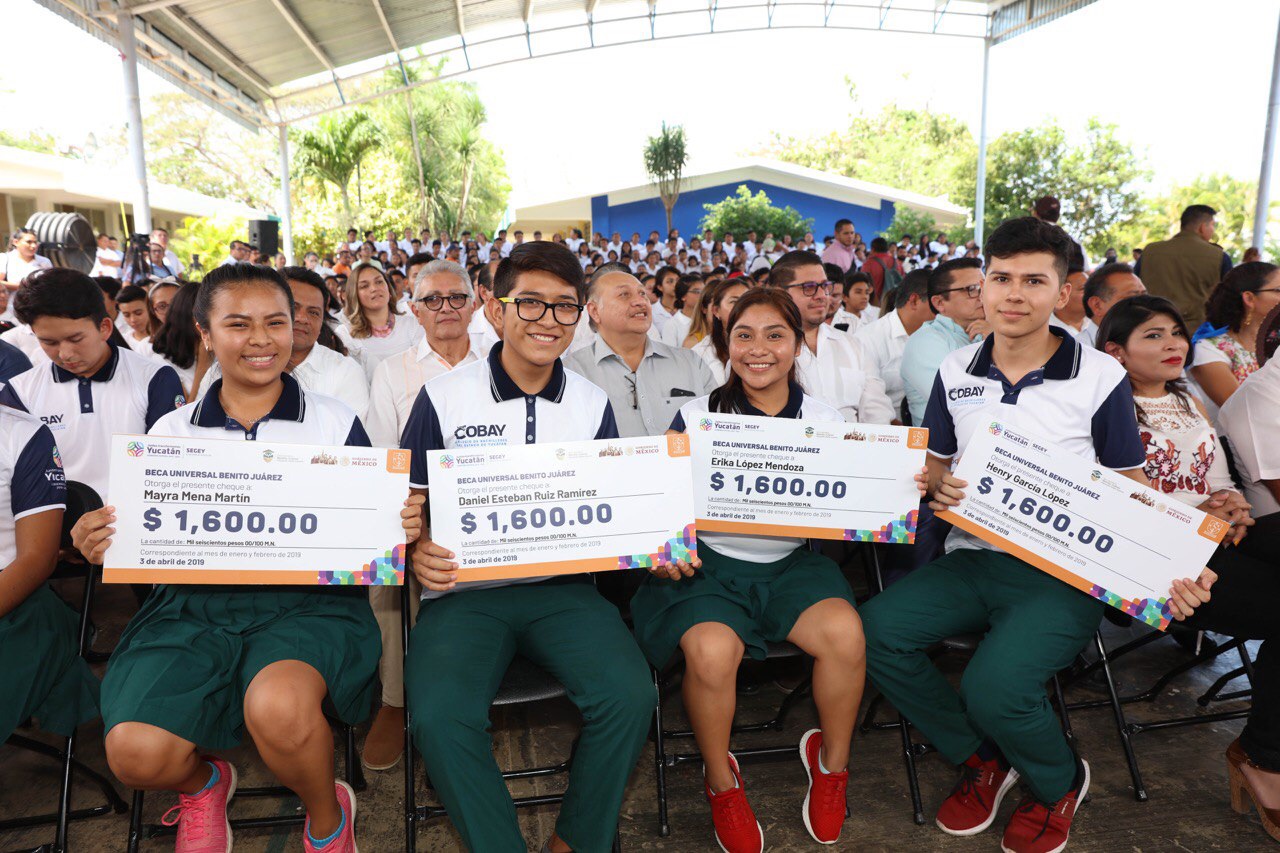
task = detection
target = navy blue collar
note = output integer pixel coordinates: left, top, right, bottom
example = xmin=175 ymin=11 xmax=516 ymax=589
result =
xmin=964 ymin=325 xmax=1080 ymax=381
xmin=735 ymin=381 xmax=805 ymax=419
xmin=52 ymin=342 xmax=119 ymax=383
xmin=487 ymin=342 xmax=566 ymax=403
xmin=191 ymin=372 xmax=306 ymax=428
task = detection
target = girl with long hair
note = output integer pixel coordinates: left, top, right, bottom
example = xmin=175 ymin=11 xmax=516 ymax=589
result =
xmin=149 ymin=282 xmax=211 ymax=399
xmin=689 ymin=278 xmax=748 ymax=381
xmin=336 ymin=260 xmax=423 ymax=381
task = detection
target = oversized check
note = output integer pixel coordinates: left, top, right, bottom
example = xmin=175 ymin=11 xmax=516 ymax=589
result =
xmin=691 ymin=413 xmax=928 ymax=543
xmin=428 ymin=434 xmax=697 ymax=581
xmin=103 ymin=434 xmax=411 ymax=586
xmin=938 ymin=420 xmax=1228 ymax=630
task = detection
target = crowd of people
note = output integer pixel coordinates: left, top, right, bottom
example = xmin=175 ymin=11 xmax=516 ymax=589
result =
xmin=0 ymin=198 xmax=1277 ymax=853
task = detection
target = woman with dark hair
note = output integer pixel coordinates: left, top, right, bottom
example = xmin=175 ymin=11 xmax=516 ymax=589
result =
xmin=1189 ymin=261 xmax=1280 ymax=421
xmin=149 ymin=282 xmax=210 ymax=398
xmin=147 ymin=280 xmax=180 ymax=332
xmin=689 ymin=277 xmax=748 ymax=380
xmin=1100 ymin=294 xmax=1280 ymax=845
xmin=632 ymin=288 xmax=923 ymax=852
xmin=0 ymin=228 xmax=52 ymax=321
xmin=71 ymin=263 xmax=423 ymax=853
xmin=337 ymin=259 xmax=423 ymax=381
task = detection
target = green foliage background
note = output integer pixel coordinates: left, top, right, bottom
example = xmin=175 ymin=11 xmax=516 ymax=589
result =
xmin=699 ymin=186 xmax=814 ymax=240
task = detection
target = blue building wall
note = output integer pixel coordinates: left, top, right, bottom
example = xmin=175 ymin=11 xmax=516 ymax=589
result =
xmin=590 ymin=180 xmax=897 ymax=244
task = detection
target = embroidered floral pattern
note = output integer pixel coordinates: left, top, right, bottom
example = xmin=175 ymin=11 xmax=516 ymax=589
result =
xmin=1203 ymin=333 xmax=1257 ymax=384
xmin=1137 ymin=393 xmax=1224 ymax=499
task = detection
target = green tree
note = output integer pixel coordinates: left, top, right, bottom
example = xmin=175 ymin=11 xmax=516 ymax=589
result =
xmin=170 ymin=215 xmax=247 ymax=274
xmin=765 ymin=88 xmax=976 ymax=202
xmin=292 ymin=110 xmax=382 ymax=226
xmin=952 ymin=119 xmax=1148 ymax=257
xmin=1110 ymin=173 xmax=1280 ymax=261
xmin=886 ymin=207 xmax=936 ymax=244
xmin=643 ymin=123 xmax=688 ymax=234
xmin=700 ymin=186 xmax=814 ymax=241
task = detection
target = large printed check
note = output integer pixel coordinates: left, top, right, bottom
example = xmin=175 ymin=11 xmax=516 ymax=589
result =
xmin=427 ymin=434 xmax=697 ymax=581
xmin=103 ymin=434 xmax=412 ymax=585
xmin=691 ymin=413 xmax=928 ymax=543
xmin=938 ymin=420 xmax=1228 ymax=630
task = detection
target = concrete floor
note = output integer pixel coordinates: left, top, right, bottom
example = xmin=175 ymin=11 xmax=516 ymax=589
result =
xmin=0 ymin=577 xmax=1270 ymax=853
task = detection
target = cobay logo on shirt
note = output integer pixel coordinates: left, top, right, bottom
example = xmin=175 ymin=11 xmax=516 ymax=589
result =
xmin=41 ymin=413 xmax=65 ymax=427
xmin=453 ymin=423 xmax=506 ymax=440
xmin=949 ymin=385 xmax=986 ymax=404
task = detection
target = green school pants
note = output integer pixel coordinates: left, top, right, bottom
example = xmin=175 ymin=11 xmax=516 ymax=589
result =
xmin=405 ymin=576 xmax=654 ymax=853
xmin=861 ymin=548 xmax=1103 ymax=803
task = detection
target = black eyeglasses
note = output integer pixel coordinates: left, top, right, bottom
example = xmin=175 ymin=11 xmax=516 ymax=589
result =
xmin=938 ymin=284 xmax=983 ymax=298
xmin=415 ymin=293 xmax=471 ymax=311
xmin=785 ymin=281 xmax=835 ymax=297
xmin=624 ymin=373 xmax=638 ymax=410
xmin=497 ymin=296 xmax=585 ymax=325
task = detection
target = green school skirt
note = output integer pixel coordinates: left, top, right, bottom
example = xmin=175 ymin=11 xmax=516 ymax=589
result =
xmin=101 ymin=585 xmax=379 ymax=750
xmin=0 ymin=584 xmax=99 ymax=740
xmin=630 ymin=543 xmax=856 ymax=668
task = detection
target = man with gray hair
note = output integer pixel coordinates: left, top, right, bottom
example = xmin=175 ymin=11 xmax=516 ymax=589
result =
xmin=362 ymin=257 xmax=490 ymax=772
xmin=567 ymin=266 xmax=716 ymax=437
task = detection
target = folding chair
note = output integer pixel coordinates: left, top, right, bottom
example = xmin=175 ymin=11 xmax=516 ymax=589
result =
xmin=399 ymin=583 xmax=622 ymax=853
xmin=0 ymin=481 xmax=129 ymax=853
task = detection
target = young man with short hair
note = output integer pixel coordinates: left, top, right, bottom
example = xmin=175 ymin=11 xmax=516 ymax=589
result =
xmin=855 ymin=269 xmax=934 ymax=419
xmin=773 ymin=251 xmax=894 ymax=424
xmin=0 ymin=269 xmax=185 ymax=499
xmin=401 ymin=242 xmax=655 ymax=853
xmin=861 ymin=218 xmax=1214 ymax=853
xmin=900 ymin=258 xmax=989 ymax=427
xmin=822 ymin=218 xmax=857 ymax=274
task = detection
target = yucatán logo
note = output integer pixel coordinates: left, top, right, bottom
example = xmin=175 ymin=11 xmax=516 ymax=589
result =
xmin=454 ymin=423 xmax=506 ymax=440
xmin=948 ymin=385 xmax=985 ymax=403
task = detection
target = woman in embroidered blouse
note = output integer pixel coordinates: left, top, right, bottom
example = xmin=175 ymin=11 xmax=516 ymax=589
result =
xmin=1188 ymin=262 xmax=1280 ymax=423
xmin=1100 ymin=294 xmax=1280 ymax=845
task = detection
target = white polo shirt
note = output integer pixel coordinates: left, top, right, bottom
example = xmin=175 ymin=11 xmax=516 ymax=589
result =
xmin=196 ymin=344 xmax=369 ymax=418
xmin=0 ymin=345 xmax=186 ymax=499
xmin=466 ymin=311 xmax=502 ymax=353
xmin=854 ymin=308 xmax=909 ymax=413
xmin=1217 ymin=356 xmax=1280 ymax=519
xmin=650 ymin=301 xmax=676 ymax=337
xmin=365 ymin=336 xmax=486 ymax=448
xmin=0 ymin=407 xmax=65 ymax=571
xmin=152 ymin=372 xmax=368 ymax=449
xmin=922 ymin=326 xmax=1145 ymax=553
xmin=401 ymin=342 xmax=618 ymax=599
xmin=797 ymin=322 xmax=895 ymax=425
xmin=670 ymin=384 xmax=841 ymax=563
xmin=335 ymin=314 xmax=424 ymax=382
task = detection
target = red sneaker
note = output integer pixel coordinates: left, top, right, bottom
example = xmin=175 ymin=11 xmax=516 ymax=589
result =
xmin=304 ymin=780 xmax=358 ymax=853
xmin=160 ymin=756 xmax=237 ymax=853
xmin=1001 ymin=759 xmax=1090 ymax=853
xmin=704 ymin=753 xmax=763 ymax=853
xmin=936 ymin=752 xmax=1020 ymax=836
xmin=799 ymin=729 xmax=848 ymax=844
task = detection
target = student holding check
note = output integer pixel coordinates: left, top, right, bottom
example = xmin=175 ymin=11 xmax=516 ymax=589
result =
xmin=860 ymin=218 xmax=1217 ymax=853
xmin=71 ymin=265 xmax=425 ymax=853
xmin=400 ymin=242 xmax=657 ymax=853
xmin=633 ymin=287 xmax=926 ymax=853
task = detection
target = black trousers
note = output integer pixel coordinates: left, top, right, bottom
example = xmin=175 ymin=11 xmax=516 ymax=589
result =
xmin=1184 ymin=515 xmax=1280 ymax=770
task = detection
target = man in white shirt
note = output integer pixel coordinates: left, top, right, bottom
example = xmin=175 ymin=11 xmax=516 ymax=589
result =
xmin=376 ymin=230 xmax=398 ymax=256
xmin=773 ymin=251 xmax=894 ymax=424
xmin=91 ymin=233 xmax=124 ymax=279
xmin=855 ymin=269 xmax=934 ymax=420
xmin=218 ymin=240 xmax=250 ymax=266
xmin=150 ymin=228 xmax=184 ymax=277
xmin=361 ymin=258 xmax=487 ymax=772
xmin=1049 ymin=253 xmax=1099 ymax=346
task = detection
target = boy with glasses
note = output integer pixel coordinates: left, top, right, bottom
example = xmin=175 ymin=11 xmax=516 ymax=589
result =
xmin=400 ymin=242 xmax=655 ymax=853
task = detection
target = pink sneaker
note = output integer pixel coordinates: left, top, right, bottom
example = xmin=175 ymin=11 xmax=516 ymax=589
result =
xmin=304 ymin=780 xmax=358 ymax=853
xmin=160 ymin=756 xmax=237 ymax=853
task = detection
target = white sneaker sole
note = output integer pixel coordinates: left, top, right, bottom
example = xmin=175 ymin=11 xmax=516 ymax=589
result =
xmin=935 ymin=765 xmax=1021 ymax=837
xmin=999 ymin=760 xmax=1089 ymax=853
xmin=799 ymin=729 xmax=842 ymax=845
xmin=336 ymin=779 xmax=359 ymax=853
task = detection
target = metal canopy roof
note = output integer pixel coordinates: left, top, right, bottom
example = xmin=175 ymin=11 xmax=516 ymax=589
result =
xmin=33 ymin=0 xmax=1097 ymax=129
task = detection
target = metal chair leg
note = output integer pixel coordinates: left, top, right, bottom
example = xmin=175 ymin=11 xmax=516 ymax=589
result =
xmin=1093 ymin=632 xmax=1147 ymax=801
xmin=127 ymin=790 xmax=144 ymax=853
xmin=898 ymin=717 xmax=925 ymax=825
xmin=652 ymin=668 xmax=671 ymax=837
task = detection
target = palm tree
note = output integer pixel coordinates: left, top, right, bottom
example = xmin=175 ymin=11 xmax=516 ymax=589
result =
xmin=451 ymin=95 xmax=486 ymax=230
xmin=644 ymin=122 xmax=688 ymax=233
xmin=292 ymin=110 xmax=381 ymax=226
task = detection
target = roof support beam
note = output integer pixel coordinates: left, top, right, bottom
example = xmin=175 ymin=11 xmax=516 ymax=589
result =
xmin=159 ymin=5 xmax=274 ymax=97
xmin=879 ymin=0 xmax=893 ymax=28
xmin=709 ymin=0 xmax=718 ymax=31
xmin=1254 ymin=10 xmax=1280 ymax=251
xmin=648 ymin=0 xmax=656 ymax=38
xmin=266 ymin=0 xmax=345 ymax=102
xmin=524 ymin=0 xmax=535 ymax=56
xmin=824 ymin=0 xmax=835 ymax=26
xmin=932 ymin=0 xmax=950 ymax=33
xmin=123 ymin=0 xmax=186 ymax=13
xmin=586 ymin=0 xmax=597 ymax=45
